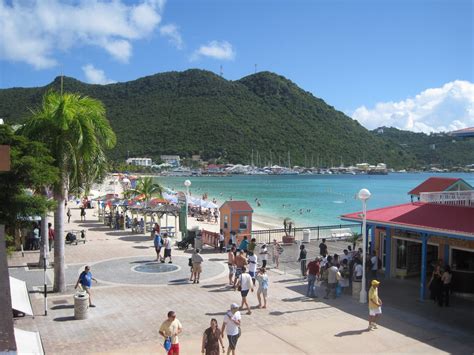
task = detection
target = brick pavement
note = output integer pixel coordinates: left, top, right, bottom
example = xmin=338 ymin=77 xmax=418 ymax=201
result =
xmin=8 ymin=207 xmax=474 ymax=354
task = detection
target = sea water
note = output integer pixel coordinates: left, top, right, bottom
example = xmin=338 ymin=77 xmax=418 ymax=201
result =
xmin=155 ymin=173 xmax=474 ymax=227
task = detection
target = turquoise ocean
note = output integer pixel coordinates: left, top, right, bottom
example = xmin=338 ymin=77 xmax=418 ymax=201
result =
xmin=155 ymin=173 xmax=474 ymax=228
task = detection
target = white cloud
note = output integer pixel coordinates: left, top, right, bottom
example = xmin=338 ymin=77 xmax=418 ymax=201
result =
xmin=82 ymin=64 xmax=116 ymax=85
xmin=191 ymin=40 xmax=235 ymax=61
xmin=0 ymin=0 xmax=165 ymax=69
xmin=352 ymin=81 xmax=474 ymax=133
xmin=159 ymin=24 xmax=183 ymax=49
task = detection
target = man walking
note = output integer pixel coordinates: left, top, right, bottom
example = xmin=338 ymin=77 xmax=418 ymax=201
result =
xmin=306 ymin=257 xmax=321 ymax=298
xmin=272 ymin=239 xmax=281 ymax=269
xmin=233 ymin=250 xmax=248 ymax=289
xmin=235 ymin=266 xmax=253 ymax=315
xmin=75 ymin=266 xmax=97 ymax=307
xmin=368 ymin=280 xmax=382 ymax=330
xmin=159 ymin=310 xmax=183 ymax=355
xmin=319 ymin=238 xmax=328 ymax=257
xmin=219 ymin=229 xmax=225 ymax=253
xmin=162 ymin=233 xmax=173 ymax=263
xmin=221 ymin=303 xmax=241 ymax=355
xmin=259 ymin=243 xmax=268 ymax=268
xmin=191 ymin=248 xmax=204 ymax=284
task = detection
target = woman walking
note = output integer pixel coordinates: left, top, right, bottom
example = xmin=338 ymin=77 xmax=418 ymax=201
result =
xmin=201 ymin=318 xmax=225 ymax=355
xmin=256 ymin=267 xmax=269 ymax=309
xmin=441 ymin=265 xmax=452 ymax=307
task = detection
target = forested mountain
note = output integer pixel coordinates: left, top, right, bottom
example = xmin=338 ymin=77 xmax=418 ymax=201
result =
xmin=373 ymin=127 xmax=474 ymax=168
xmin=0 ymin=69 xmax=453 ymax=168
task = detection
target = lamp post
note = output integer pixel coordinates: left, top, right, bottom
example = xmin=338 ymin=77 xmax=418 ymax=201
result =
xmin=358 ymin=188 xmax=371 ymax=303
xmin=184 ymin=180 xmax=191 ymax=238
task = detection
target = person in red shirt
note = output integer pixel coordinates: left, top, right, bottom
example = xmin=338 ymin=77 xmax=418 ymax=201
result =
xmin=48 ymin=223 xmax=55 ymax=252
xmin=306 ymin=257 xmax=321 ymax=298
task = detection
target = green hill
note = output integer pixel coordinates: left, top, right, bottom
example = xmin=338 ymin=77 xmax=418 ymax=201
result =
xmin=0 ymin=69 xmax=420 ymax=168
xmin=373 ymin=127 xmax=474 ymax=168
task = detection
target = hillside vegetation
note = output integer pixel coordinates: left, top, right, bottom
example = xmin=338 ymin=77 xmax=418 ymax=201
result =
xmin=0 ymin=69 xmax=460 ymax=168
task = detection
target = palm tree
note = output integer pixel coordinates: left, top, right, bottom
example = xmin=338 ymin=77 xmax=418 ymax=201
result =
xmin=22 ymin=90 xmax=116 ymax=292
xmin=131 ymin=176 xmax=163 ymax=205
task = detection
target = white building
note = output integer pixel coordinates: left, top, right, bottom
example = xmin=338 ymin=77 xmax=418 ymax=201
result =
xmin=160 ymin=155 xmax=181 ymax=167
xmin=126 ymin=157 xmax=152 ymax=167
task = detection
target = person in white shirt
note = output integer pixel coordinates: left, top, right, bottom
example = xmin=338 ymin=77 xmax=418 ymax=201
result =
xmin=235 ymin=266 xmax=254 ymax=315
xmin=219 ymin=230 xmax=225 ymax=253
xmin=324 ymin=265 xmax=341 ymax=299
xmin=162 ymin=234 xmax=173 ymax=264
xmin=259 ymin=244 xmax=268 ymax=268
xmin=354 ymin=258 xmax=363 ymax=281
xmin=247 ymin=252 xmax=258 ymax=285
xmin=221 ymin=303 xmax=241 ymax=355
xmin=370 ymin=251 xmax=378 ymax=281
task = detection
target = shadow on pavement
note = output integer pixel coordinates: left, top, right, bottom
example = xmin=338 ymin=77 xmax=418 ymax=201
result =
xmin=132 ymin=246 xmax=151 ymax=249
xmin=51 ymin=305 xmax=74 ymax=310
xmin=53 ymin=316 xmax=76 ymax=322
xmin=334 ymin=329 xmax=370 ymax=337
xmin=269 ymin=306 xmax=331 ymax=316
xmin=119 ymin=235 xmax=150 ymax=242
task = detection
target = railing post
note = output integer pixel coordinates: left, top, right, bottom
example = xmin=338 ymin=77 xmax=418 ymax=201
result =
xmin=317 ymin=226 xmax=320 ymax=240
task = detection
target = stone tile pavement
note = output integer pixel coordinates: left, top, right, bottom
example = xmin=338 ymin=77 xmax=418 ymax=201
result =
xmin=8 ymin=207 xmax=474 ymax=354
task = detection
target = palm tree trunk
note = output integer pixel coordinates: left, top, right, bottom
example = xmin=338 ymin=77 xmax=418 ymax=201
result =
xmin=53 ymin=182 xmax=66 ymax=292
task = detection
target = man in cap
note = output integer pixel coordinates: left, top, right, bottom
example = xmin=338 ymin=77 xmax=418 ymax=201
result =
xmin=368 ymin=280 xmax=382 ymax=330
xmin=221 ymin=303 xmax=241 ymax=355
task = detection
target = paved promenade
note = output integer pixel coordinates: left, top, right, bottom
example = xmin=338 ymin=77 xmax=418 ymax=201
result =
xmin=8 ymin=208 xmax=474 ymax=354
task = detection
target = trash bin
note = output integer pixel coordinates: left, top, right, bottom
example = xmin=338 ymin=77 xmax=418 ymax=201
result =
xmin=303 ymin=229 xmax=310 ymax=243
xmin=74 ymin=290 xmax=89 ymax=320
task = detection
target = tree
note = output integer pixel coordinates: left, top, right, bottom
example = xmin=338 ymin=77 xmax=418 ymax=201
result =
xmin=131 ymin=176 xmax=163 ymax=205
xmin=0 ymin=125 xmax=58 ymax=253
xmin=21 ymin=90 xmax=116 ymax=292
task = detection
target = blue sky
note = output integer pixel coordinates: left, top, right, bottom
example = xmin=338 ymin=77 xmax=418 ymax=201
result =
xmin=0 ymin=0 xmax=472 ymax=132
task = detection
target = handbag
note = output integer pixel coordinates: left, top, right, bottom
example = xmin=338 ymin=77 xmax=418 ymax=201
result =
xmin=163 ymin=337 xmax=171 ymax=352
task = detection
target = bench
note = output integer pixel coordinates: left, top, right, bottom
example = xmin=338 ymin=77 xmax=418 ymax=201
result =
xmin=329 ymin=228 xmax=353 ymax=240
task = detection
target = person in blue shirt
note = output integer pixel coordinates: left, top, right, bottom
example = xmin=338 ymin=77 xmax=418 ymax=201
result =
xmin=75 ymin=266 xmax=97 ymax=307
xmin=154 ymin=230 xmax=163 ymax=262
xmin=239 ymin=236 xmax=249 ymax=256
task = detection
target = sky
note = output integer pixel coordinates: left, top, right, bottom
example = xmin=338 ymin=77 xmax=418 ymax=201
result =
xmin=0 ymin=0 xmax=473 ymax=133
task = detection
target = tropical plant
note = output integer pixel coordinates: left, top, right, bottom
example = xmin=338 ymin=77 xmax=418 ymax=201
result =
xmin=21 ymin=90 xmax=116 ymax=292
xmin=0 ymin=125 xmax=58 ymax=263
xmin=130 ymin=176 xmax=163 ymax=204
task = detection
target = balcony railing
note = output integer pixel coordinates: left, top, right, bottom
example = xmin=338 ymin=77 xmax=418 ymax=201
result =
xmin=419 ymin=190 xmax=474 ymax=207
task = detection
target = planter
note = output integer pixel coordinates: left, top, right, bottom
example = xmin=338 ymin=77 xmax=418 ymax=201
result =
xmin=282 ymin=235 xmax=295 ymax=244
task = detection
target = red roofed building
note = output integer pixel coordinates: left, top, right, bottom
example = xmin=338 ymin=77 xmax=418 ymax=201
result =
xmin=408 ymin=177 xmax=472 ymax=197
xmin=341 ymin=177 xmax=474 ymax=300
xmin=219 ymin=201 xmax=254 ymax=245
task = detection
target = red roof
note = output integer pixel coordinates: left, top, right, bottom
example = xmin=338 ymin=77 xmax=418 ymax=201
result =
xmin=342 ymin=202 xmax=474 ymax=236
xmin=408 ymin=177 xmax=461 ymax=196
xmin=220 ymin=200 xmax=253 ymax=212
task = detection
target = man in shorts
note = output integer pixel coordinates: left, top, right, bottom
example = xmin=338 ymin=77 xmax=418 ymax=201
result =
xmin=221 ymin=303 xmax=241 ymax=355
xmin=228 ymin=245 xmax=236 ymax=285
xmin=235 ymin=266 xmax=254 ymax=315
xmin=162 ymin=233 xmax=172 ymax=263
xmin=74 ymin=266 xmax=97 ymax=307
xmin=247 ymin=251 xmax=258 ymax=286
xmin=159 ymin=310 xmax=183 ymax=355
xmin=368 ymin=280 xmax=382 ymax=330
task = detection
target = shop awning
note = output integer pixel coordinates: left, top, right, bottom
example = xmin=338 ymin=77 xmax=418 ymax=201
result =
xmin=10 ymin=276 xmax=33 ymax=316
xmin=14 ymin=328 xmax=44 ymax=354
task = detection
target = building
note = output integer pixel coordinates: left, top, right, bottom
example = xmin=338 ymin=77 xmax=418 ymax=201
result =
xmin=126 ymin=157 xmax=152 ymax=167
xmin=450 ymin=127 xmax=474 ymax=138
xmin=341 ymin=177 xmax=474 ymax=300
xmin=219 ymin=201 xmax=254 ymax=245
xmin=160 ymin=155 xmax=181 ymax=167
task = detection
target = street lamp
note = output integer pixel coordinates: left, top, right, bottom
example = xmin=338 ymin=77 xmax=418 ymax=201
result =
xmin=358 ymin=188 xmax=371 ymax=303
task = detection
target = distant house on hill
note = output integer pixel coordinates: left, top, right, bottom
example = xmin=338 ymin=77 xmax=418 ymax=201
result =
xmin=160 ymin=155 xmax=180 ymax=167
xmin=126 ymin=157 xmax=152 ymax=167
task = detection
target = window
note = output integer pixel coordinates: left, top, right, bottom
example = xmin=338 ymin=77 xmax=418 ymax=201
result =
xmin=452 ymin=249 xmax=474 ymax=271
xmin=239 ymin=215 xmax=248 ymax=230
xmin=223 ymin=215 xmax=228 ymax=229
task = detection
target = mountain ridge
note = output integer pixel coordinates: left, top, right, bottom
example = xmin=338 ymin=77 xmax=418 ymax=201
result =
xmin=1 ymin=69 xmax=467 ymax=168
